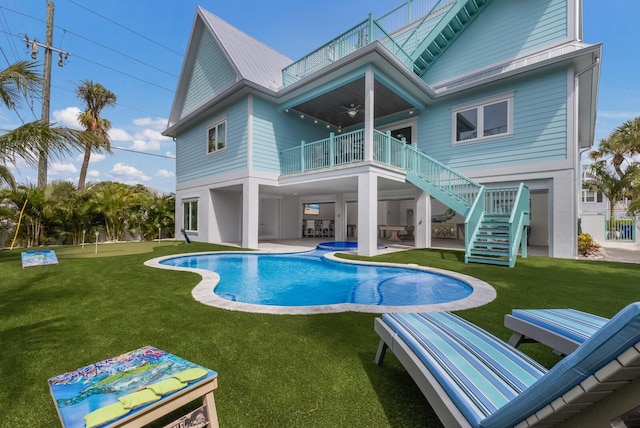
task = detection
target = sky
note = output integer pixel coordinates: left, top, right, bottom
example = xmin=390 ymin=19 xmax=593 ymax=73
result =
xmin=1 ymin=0 xmax=638 ymax=194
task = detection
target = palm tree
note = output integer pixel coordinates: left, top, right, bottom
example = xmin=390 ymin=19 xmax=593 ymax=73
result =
xmin=584 ymin=161 xmax=637 ymax=237
xmin=0 ymin=60 xmax=41 ymax=110
xmin=76 ymin=80 xmax=117 ymax=193
xmin=589 ymin=117 xmax=640 ymax=179
xmin=87 ymin=181 xmax=131 ymax=241
xmin=0 ymin=61 xmax=97 ymax=188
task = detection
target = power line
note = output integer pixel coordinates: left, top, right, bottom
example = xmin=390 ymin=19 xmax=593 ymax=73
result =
xmin=112 ymin=146 xmax=175 ymax=159
xmin=0 ymin=6 xmax=179 ymax=79
xmin=59 ymin=27 xmax=179 ymax=78
xmin=0 ymin=29 xmax=175 ymax=93
xmin=70 ymin=51 xmax=174 ymax=92
xmin=66 ymin=0 xmax=183 ymax=57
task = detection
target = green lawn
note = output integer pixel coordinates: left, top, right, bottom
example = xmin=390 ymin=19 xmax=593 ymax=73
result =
xmin=1 ymin=242 xmax=638 ymax=427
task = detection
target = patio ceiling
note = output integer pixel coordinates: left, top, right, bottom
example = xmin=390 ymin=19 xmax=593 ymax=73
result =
xmin=291 ymin=78 xmax=415 ymax=128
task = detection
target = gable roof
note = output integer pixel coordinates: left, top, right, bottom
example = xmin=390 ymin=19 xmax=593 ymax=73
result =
xmin=166 ymin=7 xmax=292 ymax=129
xmin=198 ymin=8 xmax=292 ymax=90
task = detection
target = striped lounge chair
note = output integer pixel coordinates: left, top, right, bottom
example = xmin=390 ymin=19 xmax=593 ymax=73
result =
xmin=505 ymin=308 xmax=609 ymax=356
xmin=374 ymin=303 xmax=640 ymax=428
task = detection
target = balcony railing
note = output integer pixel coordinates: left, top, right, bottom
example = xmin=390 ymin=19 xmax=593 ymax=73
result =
xmin=281 ymin=0 xmax=453 ymax=86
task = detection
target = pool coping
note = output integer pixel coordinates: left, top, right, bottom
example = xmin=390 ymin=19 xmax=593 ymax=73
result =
xmin=144 ymin=250 xmax=496 ymax=315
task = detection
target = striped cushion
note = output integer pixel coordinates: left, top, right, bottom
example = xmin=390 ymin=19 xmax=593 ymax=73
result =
xmin=483 ymin=302 xmax=640 ymax=428
xmin=511 ymin=308 xmax=608 ymax=343
xmin=382 ymin=312 xmax=547 ymax=426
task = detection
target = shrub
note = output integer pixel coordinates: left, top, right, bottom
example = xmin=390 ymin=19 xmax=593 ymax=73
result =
xmin=578 ymin=233 xmax=601 ymax=256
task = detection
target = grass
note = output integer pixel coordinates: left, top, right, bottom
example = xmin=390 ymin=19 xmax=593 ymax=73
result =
xmin=1 ymin=242 xmax=638 ymax=427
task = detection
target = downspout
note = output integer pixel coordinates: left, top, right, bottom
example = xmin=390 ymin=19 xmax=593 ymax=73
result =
xmin=574 ymin=56 xmax=600 ymax=233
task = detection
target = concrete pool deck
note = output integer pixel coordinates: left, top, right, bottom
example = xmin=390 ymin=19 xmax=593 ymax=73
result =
xmin=144 ymin=240 xmax=497 ymax=315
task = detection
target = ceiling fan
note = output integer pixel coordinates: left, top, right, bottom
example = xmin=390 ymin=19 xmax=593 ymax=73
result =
xmin=340 ymin=104 xmax=361 ymax=118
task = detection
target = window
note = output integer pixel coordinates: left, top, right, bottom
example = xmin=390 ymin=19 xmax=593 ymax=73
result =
xmin=183 ymin=200 xmax=198 ymax=232
xmin=452 ymin=93 xmax=513 ymax=144
xmin=207 ymin=120 xmax=226 ymax=154
xmin=582 ymin=189 xmax=603 ymax=203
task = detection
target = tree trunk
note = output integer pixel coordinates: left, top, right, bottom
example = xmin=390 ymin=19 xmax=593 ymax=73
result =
xmin=77 ymin=145 xmax=91 ymax=193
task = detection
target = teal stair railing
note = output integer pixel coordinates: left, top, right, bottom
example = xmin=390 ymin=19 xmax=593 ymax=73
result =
xmin=279 ymin=130 xmax=529 ymax=266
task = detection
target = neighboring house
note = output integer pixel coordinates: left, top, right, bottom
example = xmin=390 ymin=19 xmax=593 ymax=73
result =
xmin=164 ymin=0 xmax=601 ymax=266
xmin=580 ymin=167 xmax=638 ymax=243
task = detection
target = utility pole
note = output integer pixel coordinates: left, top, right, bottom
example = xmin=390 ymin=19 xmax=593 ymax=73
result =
xmin=25 ymin=1 xmax=70 ymax=189
xmin=37 ymin=0 xmax=54 ymax=189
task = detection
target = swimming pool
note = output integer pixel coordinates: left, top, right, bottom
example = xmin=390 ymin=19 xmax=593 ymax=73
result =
xmin=147 ymin=244 xmax=496 ymax=314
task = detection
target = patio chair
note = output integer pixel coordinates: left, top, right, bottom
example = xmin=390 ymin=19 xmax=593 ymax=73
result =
xmin=374 ymin=303 xmax=640 ymax=427
xmin=304 ymin=219 xmax=316 ymax=237
xmin=321 ymin=220 xmax=332 ymax=237
xmin=505 ymin=308 xmax=609 ymax=356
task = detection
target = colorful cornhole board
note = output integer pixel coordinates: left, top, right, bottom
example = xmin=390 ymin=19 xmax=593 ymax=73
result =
xmin=21 ymin=250 xmax=59 ymax=268
xmin=48 ymin=346 xmax=218 ymax=428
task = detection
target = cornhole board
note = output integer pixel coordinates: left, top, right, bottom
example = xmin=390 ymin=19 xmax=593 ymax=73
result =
xmin=48 ymin=346 xmax=219 ymax=428
xmin=21 ymin=250 xmax=58 ymax=268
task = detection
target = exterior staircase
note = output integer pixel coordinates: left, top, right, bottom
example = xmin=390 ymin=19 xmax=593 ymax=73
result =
xmin=282 ymin=0 xmax=493 ymax=86
xmin=279 ymin=130 xmax=529 ymax=267
xmin=467 ymin=214 xmax=512 ymax=265
xmin=403 ymin=0 xmax=493 ymax=76
xmin=403 ymin=143 xmax=529 ymax=267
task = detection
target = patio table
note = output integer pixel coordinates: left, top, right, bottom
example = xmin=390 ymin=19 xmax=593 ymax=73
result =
xmin=48 ymin=346 xmax=218 ymax=428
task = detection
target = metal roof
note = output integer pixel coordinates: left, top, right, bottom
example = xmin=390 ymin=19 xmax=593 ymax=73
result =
xmin=198 ymin=7 xmax=292 ymax=91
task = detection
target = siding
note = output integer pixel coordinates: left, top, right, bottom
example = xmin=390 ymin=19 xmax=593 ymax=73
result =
xmin=252 ymin=97 xmax=330 ymax=173
xmin=176 ymin=100 xmax=248 ymax=184
xmin=420 ymin=69 xmax=568 ymax=170
xmin=424 ymin=0 xmax=567 ymax=84
xmin=180 ymin=29 xmax=237 ymax=119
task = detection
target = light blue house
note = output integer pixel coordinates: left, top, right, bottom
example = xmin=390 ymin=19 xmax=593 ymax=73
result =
xmin=164 ymin=0 xmax=601 ymax=266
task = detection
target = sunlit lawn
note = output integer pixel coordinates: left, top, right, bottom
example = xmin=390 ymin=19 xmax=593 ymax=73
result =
xmin=0 ymin=241 xmax=638 ymax=427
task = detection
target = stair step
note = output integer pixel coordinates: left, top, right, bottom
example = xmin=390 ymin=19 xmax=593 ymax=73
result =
xmin=473 ymin=243 xmax=509 ymax=250
xmin=466 ymin=255 xmax=510 ymax=266
xmin=479 ymin=227 xmax=509 ymax=233
xmin=470 ymin=248 xmax=508 ymax=256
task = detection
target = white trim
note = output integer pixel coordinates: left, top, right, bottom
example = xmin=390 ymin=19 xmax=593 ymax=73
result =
xmin=379 ymin=117 xmax=418 ymax=144
xmin=247 ymin=95 xmax=254 ymax=172
xmin=182 ymin=199 xmax=199 ymax=232
xmin=451 ymin=92 xmax=515 ymax=145
xmin=206 ymin=116 xmax=228 ymax=155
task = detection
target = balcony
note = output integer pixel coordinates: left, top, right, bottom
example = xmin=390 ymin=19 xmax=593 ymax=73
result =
xmin=281 ymin=0 xmax=455 ymax=86
xmin=279 ymin=129 xmax=408 ymax=175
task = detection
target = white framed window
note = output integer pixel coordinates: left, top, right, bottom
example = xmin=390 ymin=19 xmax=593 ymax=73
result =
xmin=207 ymin=119 xmax=226 ymax=154
xmin=452 ymin=92 xmax=514 ymax=144
xmin=183 ymin=200 xmax=198 ymax=232
xmin=581 ymin=189 xmax=603 ymax=203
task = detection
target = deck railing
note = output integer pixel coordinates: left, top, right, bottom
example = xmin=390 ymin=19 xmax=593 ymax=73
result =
xmin=281 ymin=0 xmax=453 ymax=86
xmin=279 ymin=129 xmax=482 ymax=212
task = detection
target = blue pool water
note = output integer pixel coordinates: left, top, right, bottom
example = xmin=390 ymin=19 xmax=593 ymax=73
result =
xmin=160 ymin=245 xmax=472 ymax=307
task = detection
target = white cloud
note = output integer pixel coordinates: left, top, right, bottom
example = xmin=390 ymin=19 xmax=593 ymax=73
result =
xmin=156 ymin=169 xmax=174 ymax=178
xmin=109 ymin=128 xmax=134 ymax=141
xmin=88 ymin=170 xmax=100 ymax=178
xmin=133 ymin=117 xmax=167 ymax=130
xmin=49 ymin=162 xmax=78 ymax=175
xmin=165 ymin=151 xmax=175 ymax=159
xmin=52 ymin=107 xmax=82 ymax=128
xmin=110 ymin=162 xmax=150 ymax=181
xmin=108 ymin=120 xmax=172 ymax=154
xmin=75 ymin=153 xmax=106 ymax=163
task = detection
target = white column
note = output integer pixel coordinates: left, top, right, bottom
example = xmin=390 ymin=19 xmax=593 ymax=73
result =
xmin=335 ymin=193 xmax=346 ymax=241
xmin=415 ymin=189 xmax=431 ymax=248
xmin=242 ymin=178 xmax=259 ymax=249
xmin=357 ymin=172 xmax=378 ymax=256
xmin=364 ymin=69 xmax=374 ymax=162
